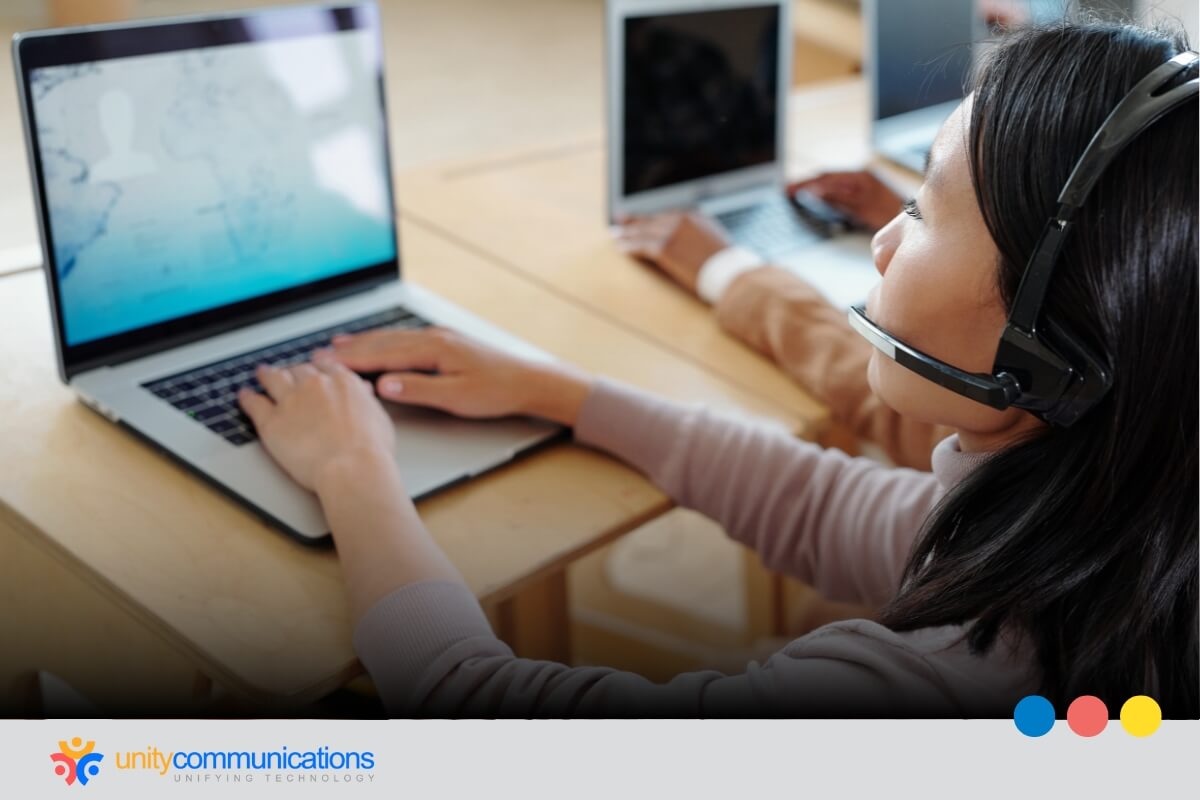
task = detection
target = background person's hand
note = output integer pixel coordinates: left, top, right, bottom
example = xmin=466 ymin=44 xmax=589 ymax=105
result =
xmin=238 ymin=351 xmax=397 ymax=493
xmin=331 ymin=327 xmax=594 ymax=426
xmin=789 ymin=170 xmax=903 ymax=232
xmin=978 ymin=0 xmax=1030 ymax=30
xmin=614 ymin=211 xmax=731 ymax=295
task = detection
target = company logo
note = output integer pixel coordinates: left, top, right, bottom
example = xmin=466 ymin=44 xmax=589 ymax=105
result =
xmin=50 ymin=738 xmax=105 ymax=787
xmin=49 ymin=738 xmax=375 ymax=786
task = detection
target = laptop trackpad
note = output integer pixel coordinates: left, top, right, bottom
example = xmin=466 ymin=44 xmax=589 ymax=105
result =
xmin=385 ymin=403 xmax=562 ymax=498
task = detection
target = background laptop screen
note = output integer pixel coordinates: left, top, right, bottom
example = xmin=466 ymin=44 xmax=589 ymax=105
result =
xmin=623 ymin=5 xmax=779 ymax=196
xmin=30 ymin=27 xmax=396 ymax=346
xmin=871 ymin=0 xmax=975 ymax=121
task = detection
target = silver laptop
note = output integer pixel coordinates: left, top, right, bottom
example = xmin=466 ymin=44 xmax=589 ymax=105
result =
xmin=606 ymin=0 xmax=877 ymax=310
xmin=865 ymin=0 xmax=977 ymax=174
xmin=12 ymin=2 xmax=563 ymax=544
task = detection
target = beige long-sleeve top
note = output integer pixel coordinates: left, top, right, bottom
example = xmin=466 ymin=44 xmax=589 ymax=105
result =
xmin=353 ymin=380 xmax=1036 ymax=718
xmin=716 ymin=266 xmax=954 ymax=470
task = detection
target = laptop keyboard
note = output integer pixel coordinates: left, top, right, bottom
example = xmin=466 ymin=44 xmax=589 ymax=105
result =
xmin=716 ymin=194 xmax=832 ymax=260
xmin=142 ymin=307 xmax=429 ymax=446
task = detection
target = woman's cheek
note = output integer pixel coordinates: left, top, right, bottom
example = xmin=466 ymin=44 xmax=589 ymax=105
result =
xmin=867 ymin=351 xmax=918 ymax=417
xmin=870 ymin=250 xmax=924 ymax=340
xmin=868 ymin=351 xmax=959 ymax=426
xmin=866 ymin=350 xmax=881 ymax=398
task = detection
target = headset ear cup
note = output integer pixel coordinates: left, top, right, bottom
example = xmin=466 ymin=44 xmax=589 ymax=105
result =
xmin=993 ymin=324 xmax=1077 ymax=416
xmin=1033 ymin=319 xmax=1113 ymax=427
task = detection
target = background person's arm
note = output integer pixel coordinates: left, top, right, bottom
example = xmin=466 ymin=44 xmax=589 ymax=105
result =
xmin=715 ymin=267 xmax=952 ymax=471
xmin=616 ymin=170 xmax=950 ymax=470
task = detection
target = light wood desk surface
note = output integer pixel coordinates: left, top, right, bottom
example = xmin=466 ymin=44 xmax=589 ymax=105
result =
xmin=0 ymin=219 xmax=811 ymax=714
xmin=394 ymin=78 xmax=916 ymax=441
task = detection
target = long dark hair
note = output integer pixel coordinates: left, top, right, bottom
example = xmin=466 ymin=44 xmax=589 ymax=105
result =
xmin=879 ymin=22 xmax=1198 ymax=718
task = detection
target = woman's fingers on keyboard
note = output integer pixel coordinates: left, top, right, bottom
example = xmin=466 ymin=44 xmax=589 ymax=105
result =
xmin=256 ymin=363 xmax=294 ymax=399
xmin=332 ymin=327 xmax=445 ymax=372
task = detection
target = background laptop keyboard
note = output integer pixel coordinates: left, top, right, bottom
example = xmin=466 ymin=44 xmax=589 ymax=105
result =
xmin=716 ymin=193 xmax=837 ymax=261
xmin=142 ymin=307 xmax=428 ymax=446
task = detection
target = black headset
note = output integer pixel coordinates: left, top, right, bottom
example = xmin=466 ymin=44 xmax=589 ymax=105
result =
xmin=849 ymin=50 xmax=1199 ymax=428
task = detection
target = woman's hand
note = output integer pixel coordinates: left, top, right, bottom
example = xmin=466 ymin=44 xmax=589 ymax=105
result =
xmin=790 ymin=170 xmax=903 ymax=232
xmin=237 ymin=351 xmax=398 ymax=496
xmin=614 ymin=211 xmax=731 ymax=295
xmin=240 ymin=350 xmax=465 ymax=624
xmin=332 ymin=327 xmax=594 ymax=427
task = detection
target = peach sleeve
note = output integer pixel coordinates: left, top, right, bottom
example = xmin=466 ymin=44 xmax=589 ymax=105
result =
xmin=714 ymin=267 xmax=952 ymax=471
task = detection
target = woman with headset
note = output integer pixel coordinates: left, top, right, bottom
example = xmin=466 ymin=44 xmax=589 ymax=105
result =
xmin=238 ymin=22 xmax=1198 ymax=718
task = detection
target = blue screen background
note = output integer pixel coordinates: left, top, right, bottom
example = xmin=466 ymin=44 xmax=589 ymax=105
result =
xmin=31 ymin=29 xmax=397 ymax=345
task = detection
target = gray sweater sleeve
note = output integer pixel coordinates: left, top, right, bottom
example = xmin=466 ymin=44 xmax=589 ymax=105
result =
xmin=349 ymin=380 xmax=992 ymax=718
xmin=353 ymin=579 xmax=985 ymax=718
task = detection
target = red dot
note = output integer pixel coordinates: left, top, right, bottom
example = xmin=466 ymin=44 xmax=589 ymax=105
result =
xmin=1067 ymin=695 xmax=1108 ymax=737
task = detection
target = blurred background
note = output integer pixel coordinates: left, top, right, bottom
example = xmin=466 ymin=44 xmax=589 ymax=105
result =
xmin=4 ymin=0 xmax=1196 ymax=265
xmin=3 ymin=1 xmax=1196 ymax=265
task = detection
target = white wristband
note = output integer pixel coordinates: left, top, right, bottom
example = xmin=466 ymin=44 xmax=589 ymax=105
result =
xmin=696 ymin=246 xmax=766 ymax=304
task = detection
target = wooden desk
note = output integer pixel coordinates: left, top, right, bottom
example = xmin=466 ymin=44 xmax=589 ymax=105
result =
xmin=0 ymin=220 xmax=811 ymax=715
xmin=394 ymin=79 xmax=901 ymax=440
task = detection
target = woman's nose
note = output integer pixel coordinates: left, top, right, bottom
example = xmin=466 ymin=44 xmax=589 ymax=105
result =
xmin=871 ymin=216 xmax=901 ymax=278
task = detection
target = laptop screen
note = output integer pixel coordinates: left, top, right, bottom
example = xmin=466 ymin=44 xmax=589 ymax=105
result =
xmin=26 ymin=17 xmax=396 ymax=348
xmin=871 ymin=0 xmax=975 ymax=121
xmin=622 ymin=4 xmax=780 ymax=197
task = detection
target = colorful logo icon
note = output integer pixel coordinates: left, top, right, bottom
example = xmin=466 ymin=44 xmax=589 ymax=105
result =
xmin=50 ymin=738 xmax=104 ymax=786
xmin=1013 ymin=695 xmax=1163 ymax=738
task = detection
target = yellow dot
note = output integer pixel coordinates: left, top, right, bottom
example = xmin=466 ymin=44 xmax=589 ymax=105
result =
xmin=1120 ymin=695 xmax=1162 ymax=737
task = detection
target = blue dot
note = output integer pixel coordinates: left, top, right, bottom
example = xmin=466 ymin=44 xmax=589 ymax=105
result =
xmin=1014 ymin=695 xmax=1056 ymax=737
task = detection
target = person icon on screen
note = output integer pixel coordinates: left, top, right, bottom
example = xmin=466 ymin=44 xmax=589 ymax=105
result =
xmin=91 ymin=89 xmax=156 ymax=182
